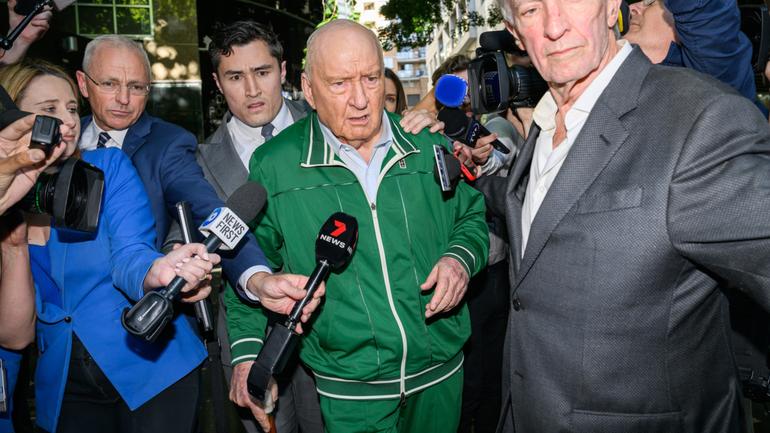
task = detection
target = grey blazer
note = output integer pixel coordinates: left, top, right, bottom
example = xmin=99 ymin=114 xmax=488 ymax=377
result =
xmin=480 ymin=47 xmax=770 ymax=433
xmin=197 ymin=98 xmax=307 ymax=198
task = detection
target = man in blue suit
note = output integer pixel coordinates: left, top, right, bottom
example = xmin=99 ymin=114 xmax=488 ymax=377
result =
xmin=75 ymin=35 xmax=318 ymax=317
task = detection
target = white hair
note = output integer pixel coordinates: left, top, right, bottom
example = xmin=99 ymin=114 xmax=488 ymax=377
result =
xmin=497 ymin=0 xmax=514 ymax=23
xmin=82 ymin=35 xmax=151 ymax=80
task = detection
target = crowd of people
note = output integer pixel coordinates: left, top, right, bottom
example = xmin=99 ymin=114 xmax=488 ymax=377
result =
xmin=0 ymin=0 xmax=769 ymax=432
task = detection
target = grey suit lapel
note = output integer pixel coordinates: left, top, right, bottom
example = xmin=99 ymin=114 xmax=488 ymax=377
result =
xmin=512 ymin=48 xmax=649 ymax=291
xmin=199 ymin=115 xmax=248 ymax=197
xmin=506 ymin=124 xmax=539 ymax=275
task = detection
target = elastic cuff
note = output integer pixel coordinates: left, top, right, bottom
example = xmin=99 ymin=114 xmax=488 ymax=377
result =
xmin=442 ymin=244 xmax=477 ymax=276
xmin=229 ymin=337 xmax=264 ymax=365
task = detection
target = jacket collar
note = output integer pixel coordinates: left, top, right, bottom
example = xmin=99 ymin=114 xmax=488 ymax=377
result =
xmin=81 ymin=112 xmax=152 ymax=158
xmin=300 ymin=111 xmax=418 ymax=168
xmin=511 ymin=47 xmax=649 ymax=292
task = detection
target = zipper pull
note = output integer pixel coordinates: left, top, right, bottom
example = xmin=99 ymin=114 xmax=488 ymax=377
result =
xmin=370 ymin=203 xmax=376 ymax=211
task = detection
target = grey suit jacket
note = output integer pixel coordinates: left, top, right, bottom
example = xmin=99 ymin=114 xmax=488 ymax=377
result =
xmin=197 ymin=98 xmax=307 ymax=199
xmin=480 ymin=47 xmax=770 ymax=433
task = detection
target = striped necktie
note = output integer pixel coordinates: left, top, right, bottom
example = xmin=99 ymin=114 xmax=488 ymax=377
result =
xmin=97 ymin=132 xmax=111 ymax=149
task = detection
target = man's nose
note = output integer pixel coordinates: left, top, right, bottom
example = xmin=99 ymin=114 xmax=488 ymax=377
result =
xmin=543 ymin=2 xmax=568 ymax=40
xmin=115 ymin=84 xmax=130 ymax=105
xmin=245 ymin=74 xmax=260 ymax=97
xmin=350 ymin=80 xmax=367 ymax=109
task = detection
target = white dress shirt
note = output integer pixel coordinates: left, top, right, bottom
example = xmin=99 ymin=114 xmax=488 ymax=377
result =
xmin=227 ymin=100 xmax=294 ymax=169
xmin=79 ymin=120 xmax=130 ymax=150
xmin=521 ymin=41 xmax=632 ymax=256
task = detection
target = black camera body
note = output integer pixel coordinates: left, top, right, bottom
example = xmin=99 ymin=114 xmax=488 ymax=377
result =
xmin=467 ymin=31 xmax=548 ymax=115
xmin=29 ymin=115 xmax=62 ymax=155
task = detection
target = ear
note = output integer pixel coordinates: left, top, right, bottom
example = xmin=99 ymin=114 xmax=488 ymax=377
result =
xmin=606 ymin=0 xmax=621 ymax=28
xmin=212 ymin=72 xmax=223 ymax=93
xmin=280 ymin=60 xmax=287 ymax=85
xmin=505 ymin=20 xmax=525 ymax=51
xmin=301 ymin=72 xmax=316 ymax=110
xmin=75 ymin=70 xmax=89 ymax=99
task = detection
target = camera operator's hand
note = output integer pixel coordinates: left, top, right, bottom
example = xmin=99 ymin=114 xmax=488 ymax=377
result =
xmin=0 ymin=114 xmax=67 ymax=214
xmin=144 ymin=243 xmax=220 ymax=302
xmin=400 ymin=108 xmax=445 ymax=134
xmin=0 ymin=0 xmax=53 ymax=65
xmin=506 ymin=107 xmax=534 ymax=140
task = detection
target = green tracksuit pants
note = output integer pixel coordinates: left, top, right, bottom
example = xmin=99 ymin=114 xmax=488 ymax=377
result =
xmin=318 ymin=368 xmax=463 ymax=433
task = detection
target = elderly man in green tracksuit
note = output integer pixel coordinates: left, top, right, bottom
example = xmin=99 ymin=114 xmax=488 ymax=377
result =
xmin=225 ymin=19 xmax=489 ymax=433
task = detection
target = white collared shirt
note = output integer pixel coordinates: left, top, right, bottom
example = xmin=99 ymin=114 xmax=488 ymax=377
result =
xmin=521 ymin=41 xmax=632 ymax=256
xmin=227 ymin=100 xmax=293 ymax=170
xmin=79 ymin=120 xmax=130 ymax=150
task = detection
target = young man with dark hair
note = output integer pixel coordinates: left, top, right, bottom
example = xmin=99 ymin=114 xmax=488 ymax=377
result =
xmin=199 ymin=20 xmax=323 ymax=433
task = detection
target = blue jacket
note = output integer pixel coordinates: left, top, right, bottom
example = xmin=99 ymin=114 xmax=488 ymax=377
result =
xmin=31 ymin=149 xmax=205 ymax=433
xmin=0 ymin=348 xmax=21 ymax=433
xmin=663 ymin=0 xmax=763 ymax=113
xmin=80 ymin=113 xmax=269 ymax=288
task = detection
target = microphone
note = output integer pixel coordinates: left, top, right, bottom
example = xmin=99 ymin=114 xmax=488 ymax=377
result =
xmin=247 ymin=212 xmax=358 ymax=403
xmin=435 ymin=74 xmax=468 ymax=108
xmin=438 ymin=107 xmax=510 ymax=155
xmin=176 ymin=201 xmax=214 ymax=334
xmin=121 ymin=182 xmax=267 ymax=342
xmin=14 ymin=0 xmax=74 ymax=15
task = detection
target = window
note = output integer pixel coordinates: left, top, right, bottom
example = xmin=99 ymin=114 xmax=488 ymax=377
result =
xmin=61 ymin=0 xmax=154 ymax=38
xmin=364 ymin=2 xmax=375 ymax=10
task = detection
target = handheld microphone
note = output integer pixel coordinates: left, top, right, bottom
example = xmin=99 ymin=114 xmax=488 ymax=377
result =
xmin=438 ymin=107 xmax=510 ymax=155
xmin=176 ymin=201 xmax=214 ymax=334
xmin=435 ymin=74 xmax=468 ymax=108
xmin=247 ymin=212 xmax=358 ymax=403
xmin=121 ymin=182 xmax=267 ymax=342
xmin=14 ymin=0 xmax=74 ymax=15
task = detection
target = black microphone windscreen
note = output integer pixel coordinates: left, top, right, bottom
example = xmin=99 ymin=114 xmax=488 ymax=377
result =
xmin=227 ymin=181 xmax=267 ymax=223
xmin=13 ymin=0 xmax=37 ymax=16
xmin=438 ymin=108 xmax=469 ymax=139
xmin=316 ymin=212 xmax=358 ymax=269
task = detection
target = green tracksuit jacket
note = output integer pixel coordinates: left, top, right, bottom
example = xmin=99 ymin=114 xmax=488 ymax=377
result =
xmin=226 ymin=111 xmax=489 ymax=400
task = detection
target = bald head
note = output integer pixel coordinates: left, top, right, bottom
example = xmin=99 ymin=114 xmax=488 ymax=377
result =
xmin=301 ymin=19 xmax=387 ymax=152
xmin=305 ymin=19 xmax=384 ymax=79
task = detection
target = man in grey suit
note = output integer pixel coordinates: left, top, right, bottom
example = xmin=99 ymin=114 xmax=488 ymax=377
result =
xmin=198 ymin=20 xmax=323 ymax=433
xmin=481 ymin=0 xmax=770 ymax=432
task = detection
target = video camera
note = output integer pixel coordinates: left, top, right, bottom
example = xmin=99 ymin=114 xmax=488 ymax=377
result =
xmin=0 ymin=86 xmax=104 ymax=233
xmin=466 ymin=30 xmax=549 ymax=115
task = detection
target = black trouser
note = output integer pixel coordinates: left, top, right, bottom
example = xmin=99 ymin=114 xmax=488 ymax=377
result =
xmin=42 ymin=334 xmax=200 ymax=433
xmin=458 ymin=260 xmax=510 ymax=433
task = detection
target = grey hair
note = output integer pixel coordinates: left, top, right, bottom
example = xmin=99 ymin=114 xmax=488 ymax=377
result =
xmin=82 ymin=35 xmax=151 ymax=80
xmin=497 ymin=0 xmax=514 ymax=23
xmin=304 ymin=19 xmax=384 ymax=79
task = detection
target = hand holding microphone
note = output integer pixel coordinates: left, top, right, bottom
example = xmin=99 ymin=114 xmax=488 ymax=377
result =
xmin=122 ymin=182 xmax=267 ymax=342
xmin=246 ymin=212 xmax=358 ymax=405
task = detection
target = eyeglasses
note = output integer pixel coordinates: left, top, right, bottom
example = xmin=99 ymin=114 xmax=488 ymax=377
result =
xmin=82 ymin=71 xmax=151 ymax=96
xmin=642 ymin=0 xmax=656 ymax=6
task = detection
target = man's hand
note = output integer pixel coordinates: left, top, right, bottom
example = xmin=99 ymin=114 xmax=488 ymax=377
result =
xmin=420 ymin=256 xmax=470 ymax=318
xmin=144 ymin=243 xmax=220 ymax=301
xmin=230 ymin=361 xmax=279 ymax=432
xmin=399 ymin=108 xmax=445 ymax=134
xmin=246 ymin=272 xmax=325 ymax=333
xmin=1 ymin=0 xmax=53 ymax=64
xmin=0 ymin=114 xmax=68 ymax=214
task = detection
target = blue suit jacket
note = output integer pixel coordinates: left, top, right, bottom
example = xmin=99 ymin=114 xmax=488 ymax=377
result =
xmin=31 ymin=149 xmax=205 ymax=433
xmin=80 ymin=113 xmax=268 ymax=288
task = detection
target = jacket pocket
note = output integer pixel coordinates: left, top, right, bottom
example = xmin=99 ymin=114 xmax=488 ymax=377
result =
xmin=570 ymin=409 xmax=682 ymax=433
xmin=575 ymin=186 xmax=643 ymax=215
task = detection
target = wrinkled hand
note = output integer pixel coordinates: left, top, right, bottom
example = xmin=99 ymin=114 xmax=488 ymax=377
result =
xmin=399 ymin=108 xmax=444 ymax=134
xmin=420 ymin=256 xmax=469 ymax=318
xmin=144 ymin=243 xmax=220 ymax=301
xmin=7 ymin=0 xmax=52 ymax=46
xmin=0 ymin=114 xmax=68 ymax=214
xmin=247 ymin=272 xmax=324 ymax=334
xmin=230 ymin=361 xmax=278 ymax=432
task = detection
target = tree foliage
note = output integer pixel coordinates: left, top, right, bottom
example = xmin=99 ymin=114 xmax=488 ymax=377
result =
xmin=378 ymin=0 xmax=503 ymax=50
